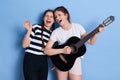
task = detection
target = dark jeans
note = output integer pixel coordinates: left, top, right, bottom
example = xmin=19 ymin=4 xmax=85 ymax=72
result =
xmin=23 ymin=52 xmax=48 ymax=80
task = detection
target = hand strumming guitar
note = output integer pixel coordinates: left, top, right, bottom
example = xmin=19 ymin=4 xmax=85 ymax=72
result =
xmin=63 ymin=46 xmax=72 ymax=54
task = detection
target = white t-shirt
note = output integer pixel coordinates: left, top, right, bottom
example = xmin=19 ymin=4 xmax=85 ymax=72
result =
xmin=50 ymin=23 xmax=86 ymax=45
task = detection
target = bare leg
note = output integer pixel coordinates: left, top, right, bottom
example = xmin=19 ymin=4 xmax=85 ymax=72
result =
xmin=69 ymin=57 xmax=82 ymax=80
xmin=69 ymin=73 xmax=82 ymax=80
xmin=56 ymin=68 xmax=68 ymax=80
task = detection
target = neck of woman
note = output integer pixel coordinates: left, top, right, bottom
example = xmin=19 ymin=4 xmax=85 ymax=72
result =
xmin=62 ymin=21 xmax=71 ymax=30
xmin=44 ymin=25 xmax=51 ymax=30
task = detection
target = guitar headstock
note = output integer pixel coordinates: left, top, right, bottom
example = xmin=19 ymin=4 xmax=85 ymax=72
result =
xmin=102 ymin=16 xmax=115 ymax=27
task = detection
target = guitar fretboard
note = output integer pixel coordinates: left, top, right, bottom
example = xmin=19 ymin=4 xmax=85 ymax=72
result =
xmin=74 ymin=25 xmax=103 ymax=48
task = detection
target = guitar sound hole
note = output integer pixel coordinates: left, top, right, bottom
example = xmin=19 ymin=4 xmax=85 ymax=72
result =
xmin=70 ymin=45 xmax=77 ymax=54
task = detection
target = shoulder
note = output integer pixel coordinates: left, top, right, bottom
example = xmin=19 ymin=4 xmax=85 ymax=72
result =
xmin=53 ymin=27 xmax=62 ymax=32
xmin=72 ymin=23 xmax=84 ymax=29
xmin=51 ymin=27 xmax=63 ymax=36
xmin=72 ymin=23 xmax=83 ymax=27
xmin=32 ymin=24 xmax=42 ymax=29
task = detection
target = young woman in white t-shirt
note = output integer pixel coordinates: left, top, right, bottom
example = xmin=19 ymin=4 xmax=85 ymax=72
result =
xmin=44 ymin=6 xmax=104 ymax=80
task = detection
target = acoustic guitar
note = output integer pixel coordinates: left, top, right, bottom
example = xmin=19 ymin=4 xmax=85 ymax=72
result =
xmin=50 ymin=16 xmax=115 ymax=71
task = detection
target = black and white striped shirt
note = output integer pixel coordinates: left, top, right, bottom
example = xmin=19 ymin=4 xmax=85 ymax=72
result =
xmin=25 ymin=24 xmax=52 ymax=55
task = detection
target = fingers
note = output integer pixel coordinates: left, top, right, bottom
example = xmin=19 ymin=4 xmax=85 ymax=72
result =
xmin=23 ymin=20 xmax=30 ymax=27
xmin=23 ymin=20 xmax=32 ymax=31
xmin=51 ymin=66 xmax=56 ymax=70
xmin=63 ymin=46 xmax=71 ymax=54
xmin=99 ymin=27 xmax=104 ymax=32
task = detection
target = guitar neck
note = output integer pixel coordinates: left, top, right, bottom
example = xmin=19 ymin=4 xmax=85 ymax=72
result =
xmin=74 ymin=15 xmax=114 ymax=49
xmin=74 ymin=25 xmax=103 ymax=48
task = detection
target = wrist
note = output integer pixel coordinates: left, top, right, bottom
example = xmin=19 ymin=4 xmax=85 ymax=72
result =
xmin=27 ymin=30 xmax=31 ymax=34
xmin=59 ymin=49 xmax=64 ymax=54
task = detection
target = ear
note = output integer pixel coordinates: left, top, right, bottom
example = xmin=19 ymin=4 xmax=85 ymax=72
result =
xmin=64 ymin=13 xmax=68 ymax=19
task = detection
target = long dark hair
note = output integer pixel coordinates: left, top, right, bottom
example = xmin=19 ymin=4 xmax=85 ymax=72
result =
xmin=40 ymin=9 xmax=55 ymax=48
xmin=41 ymin=9 xmax=55 ymax=31
xmin=54 ymin=6 xmax=71 ymax=23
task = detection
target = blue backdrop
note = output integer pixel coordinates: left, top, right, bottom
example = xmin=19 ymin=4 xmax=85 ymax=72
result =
xmin=0 ymin=0 xmax=120 ymax=80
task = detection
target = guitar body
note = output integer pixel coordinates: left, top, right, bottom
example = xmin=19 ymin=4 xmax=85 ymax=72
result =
xmin=50 ymin=36 xmax=86 ymax=71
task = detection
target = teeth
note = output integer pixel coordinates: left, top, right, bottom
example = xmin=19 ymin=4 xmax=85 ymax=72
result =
xmin=58 ymin=20 xmax=62 ymax=23
xmin=47 ymin=21 xmax=51 ymax=23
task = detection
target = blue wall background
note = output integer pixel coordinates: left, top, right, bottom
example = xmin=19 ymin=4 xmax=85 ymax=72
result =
xmin=0 ymin=0 xmax=120 ymax=80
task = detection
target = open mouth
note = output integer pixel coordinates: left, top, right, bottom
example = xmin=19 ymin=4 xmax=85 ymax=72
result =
xmin=58 ymin=20 xmax=62 ymax=24
xmin=46 ymin=21 xmax=51 ymax=24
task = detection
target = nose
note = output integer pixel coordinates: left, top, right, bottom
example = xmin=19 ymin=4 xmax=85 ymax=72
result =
xmin=47 ymin=16 xmax=50 ymax=20
xmin=55 ymin=16 xmax=59 ymax=22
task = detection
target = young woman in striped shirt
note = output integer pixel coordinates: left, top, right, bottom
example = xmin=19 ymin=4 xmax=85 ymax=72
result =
xmin=22 ymin=9 xmax=55 ymax=80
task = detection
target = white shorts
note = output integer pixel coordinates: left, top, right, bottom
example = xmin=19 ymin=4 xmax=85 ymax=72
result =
xmin=69 ymin=57 xmax=82 ymax=75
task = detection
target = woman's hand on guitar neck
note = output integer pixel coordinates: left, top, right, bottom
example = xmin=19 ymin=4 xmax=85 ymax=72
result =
xmin=98 ymin=24 xmax=104 ymax=33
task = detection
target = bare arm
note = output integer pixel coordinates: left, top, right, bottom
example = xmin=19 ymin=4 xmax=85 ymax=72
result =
xmin=44 ymin=39 xmax=71 ymax=56
xmin=22 ymin=21 xmax=32 ymax=48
